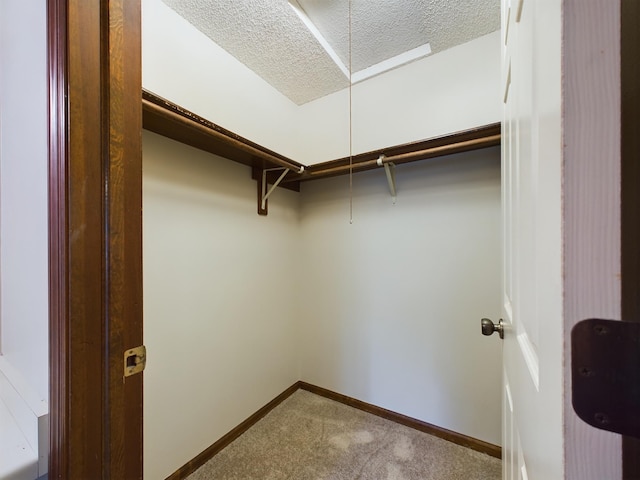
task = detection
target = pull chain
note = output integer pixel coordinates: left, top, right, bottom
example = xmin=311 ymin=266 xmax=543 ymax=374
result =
xmin=348 ymin=0 xmax=353 ymax=224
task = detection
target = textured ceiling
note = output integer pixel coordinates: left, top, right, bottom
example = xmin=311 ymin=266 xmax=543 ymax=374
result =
xmin=161 ymin=0 xmax=500 ymax=105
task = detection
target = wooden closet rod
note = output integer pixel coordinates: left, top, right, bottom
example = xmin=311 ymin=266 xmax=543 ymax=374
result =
xmin=304 ymin=133 xmax=501 ymax=178
xmin=142 ymin=90 xmax=501 ymax=186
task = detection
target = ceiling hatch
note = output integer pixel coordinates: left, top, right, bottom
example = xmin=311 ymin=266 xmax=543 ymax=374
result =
xmin=160 ymin=0 xmax=500 ymax=105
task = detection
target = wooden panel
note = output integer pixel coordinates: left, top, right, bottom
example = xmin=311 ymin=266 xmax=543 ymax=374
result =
xmin=48 ymin=0 xmax=143 ymax=478
xmin=621 ymin=1 xmax=640 ymax=323
xmin=66 ymin=1 xmax=106 ymax=476
xmin=621 ymin=0 xmax=640 ymax=477
xmin=47 ymin=0 xmax=70 ymax=475
xmin=106 ymin=0 xmax=143 ymax=478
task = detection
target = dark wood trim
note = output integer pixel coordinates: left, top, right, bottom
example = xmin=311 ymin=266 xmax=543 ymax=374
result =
xmin=105 ymin=0 xmax=144 ymax=478
xmin=299 ymin=123 xmax=501 ymax=182
xmin=48 ymin=0 xmax=143 ymax=478
xmin=165 ymin=383 xmax=300 ymax=480
xmin=253 ymin=167 xmax=270 ymax=215
xmin=167 ymin=381 xmax=501 ymax=479
xmin=143 ymin=89 xmax=304 ymax=191
xmin=621 ymin=0 xmax=640 ymax=478
xmin=298 ymin=382 xmax=502 ymax=459
xmin=60 ymin=1 xmax=107 ymax=477
xmin=142 ymin=89 xmax=501 ymax=188
xmin=621 ymin=1 xmax=640 ymax=319
xmin=47 ymin=0 xmax=69 ymax=476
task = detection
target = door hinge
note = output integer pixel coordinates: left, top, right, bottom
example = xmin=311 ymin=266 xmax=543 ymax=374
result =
xmin=124 ymin=345 xmax=146 ymax=377
xmin=571 ymin=319 xmax=640 ymax=438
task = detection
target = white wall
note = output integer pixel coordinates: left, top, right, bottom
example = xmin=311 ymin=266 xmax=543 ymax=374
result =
xmin=298 ymin=148 xmax=503 ymax=446
xmin=0 ymin=1 xmax=50 ymax=477
xmin=143 ymin=131 xmax=301 ymax=480
xmin=143 ymin=3 xmax=503 ymax=474
xmin=0 ymin=0 xmax=49 ymax=403
xmin=350 ymin=32 xmax=500 ymax=155
xmin=143 ymin=137 xmax=503 ymax=478
xmin=142 ymin=0 xmax=500 ymax=165
xmin=142 ymin=0 xmax=302 ymax=160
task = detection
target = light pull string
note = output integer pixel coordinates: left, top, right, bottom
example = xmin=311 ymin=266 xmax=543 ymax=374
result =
xmin=348 ymin=0 xmax=353 ymax=224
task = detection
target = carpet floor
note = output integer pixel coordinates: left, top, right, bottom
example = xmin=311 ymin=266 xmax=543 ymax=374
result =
xmin=187 ymin=389 xmax=501 ymax=480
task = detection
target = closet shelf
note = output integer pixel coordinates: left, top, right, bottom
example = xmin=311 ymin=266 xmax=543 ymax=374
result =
xmin=142 ymin=89 xmax=501 ymax=186
xmin=142 ymin=89 xmax=304 ymax=192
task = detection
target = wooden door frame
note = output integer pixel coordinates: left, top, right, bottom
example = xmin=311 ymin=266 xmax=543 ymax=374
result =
xmin=45 ymin=0 xmax=635 ymax=478
xmin=48 ymin=0 xmax=143 ymax=478
xmin=621 ymin=1 xmax=639 ymax=477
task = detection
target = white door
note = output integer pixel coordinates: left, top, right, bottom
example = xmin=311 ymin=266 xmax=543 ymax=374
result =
xmin=502 ymin=1 xmax=624 ymax=479
xmin=501 ymin=0 xmax=563 ymax=478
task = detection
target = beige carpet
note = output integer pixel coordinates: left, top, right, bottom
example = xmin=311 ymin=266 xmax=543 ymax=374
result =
xmin=187 ymin=390 xmax=501 ymax=480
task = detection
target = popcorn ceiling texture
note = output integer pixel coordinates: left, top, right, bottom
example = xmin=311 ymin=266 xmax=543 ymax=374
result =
xmin=161 ymin=0 xmax=500 ymax=105
xmin=294 ymin=0 xmax=501 ymax=71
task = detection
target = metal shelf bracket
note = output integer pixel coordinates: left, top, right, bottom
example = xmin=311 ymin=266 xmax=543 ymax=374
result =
xmin=377 ymin=155 xmax=397 ymax=204
xmin=259 ymin=165 xmax=304 ymax=215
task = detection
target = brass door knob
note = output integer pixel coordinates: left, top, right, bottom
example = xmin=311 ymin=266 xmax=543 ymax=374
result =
xmin=481 ymin=318 xmax=504 ymax=339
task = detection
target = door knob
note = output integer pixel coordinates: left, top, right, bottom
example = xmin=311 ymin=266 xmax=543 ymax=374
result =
xmin=481 ymin=318 xmax=504 ymax=339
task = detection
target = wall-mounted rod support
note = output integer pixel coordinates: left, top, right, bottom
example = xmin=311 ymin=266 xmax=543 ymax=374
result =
xmin=261 ymin=166 xmax=304 ymax=211
xmin=379 ymin=156 xmax=397 ymax=204
xmin=262 ymin=168 xmax=289 ymax=210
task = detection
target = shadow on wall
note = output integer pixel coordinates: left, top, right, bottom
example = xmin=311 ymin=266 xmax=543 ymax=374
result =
xmin=143 ymin=130 xmax=301 ymax=480
xmin=298 ymin=147 xmax=503 ymax=446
